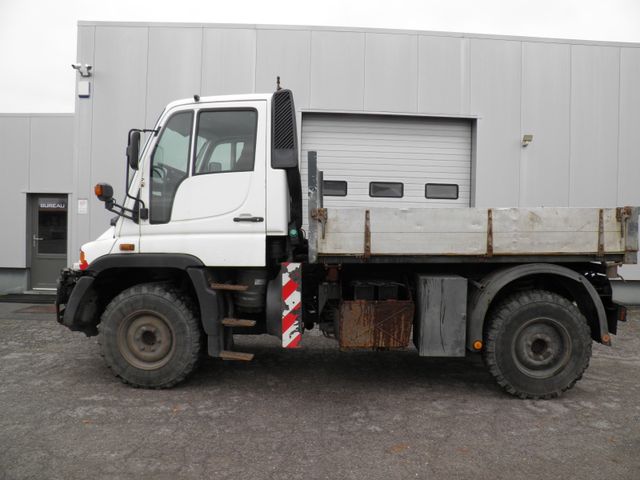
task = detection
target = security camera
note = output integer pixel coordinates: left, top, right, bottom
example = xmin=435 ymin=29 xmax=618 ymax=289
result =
xmin=71 ymin=63 xmax=92 ymax=77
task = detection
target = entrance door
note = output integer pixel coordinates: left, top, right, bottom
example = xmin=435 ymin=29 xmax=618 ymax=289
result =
xmin=29 ymin=194 xmax=68 ymax=289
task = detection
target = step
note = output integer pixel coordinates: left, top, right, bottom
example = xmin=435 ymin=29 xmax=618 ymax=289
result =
xmin=222 ymin=318 xmax=257 ymax=328
xmin=220 ymin=350 xmax=254 ymax=361
xmin=210 ymin=283 xmax=249 ymax=292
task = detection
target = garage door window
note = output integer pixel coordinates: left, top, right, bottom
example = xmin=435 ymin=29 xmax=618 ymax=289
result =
xmin=369 ymin=182 xmax=404 ymax=198
xmin=323 ymin=180 xmax=348 ymax=197
xmin=425 ymin=183 xmax=459 ymax=200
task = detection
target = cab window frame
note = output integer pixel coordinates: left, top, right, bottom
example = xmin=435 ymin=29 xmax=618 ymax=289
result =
xmin=192 ymin=107 xmax=259 ymax=177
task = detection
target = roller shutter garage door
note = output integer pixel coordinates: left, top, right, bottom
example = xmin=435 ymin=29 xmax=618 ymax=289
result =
xmin=300 ymin=113 xmax=472 ymax=221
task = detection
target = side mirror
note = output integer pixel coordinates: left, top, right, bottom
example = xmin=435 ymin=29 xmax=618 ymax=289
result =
xmin=126 ymin=130 xmax=141 ymax=170
xmin=94 ymin=183 xmax=114 ymax=202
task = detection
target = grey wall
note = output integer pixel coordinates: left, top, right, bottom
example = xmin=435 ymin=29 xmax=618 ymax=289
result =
xmin=70 ymin=22 xmax=640 ymax=273
xmin=0 ymin=116 xmax=29 ymax=270
xmin=0 ymin=113 xmax=73 ymax=292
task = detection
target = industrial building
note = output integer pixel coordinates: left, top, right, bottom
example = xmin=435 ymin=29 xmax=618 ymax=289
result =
xmin=1 ymin=21 xmax=639 ymax=292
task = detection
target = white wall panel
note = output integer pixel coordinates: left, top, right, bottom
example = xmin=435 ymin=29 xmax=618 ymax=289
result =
xmin=569 ymin=45 xmax=620 ymax=207
xmin=91 ymin=26 xmax=148 ymax=237
xmin=617 ymin=48 xmax=640 ymax=280
xmin=29 ymin=116 xmax=74 ymax=193
xmin=202 ymin=28 xmax=256 ymax=96
xmin=255 ymin=30 xmax=311 ymax=108
xmin=364 ymin=33 xmax=418 ymax=113
xmin=418 ymin=36 xmax=470 ymax=115
xmin=310 ymin=31 xmax=365 ymax=111
xmin=146 ymin=27 xmax=202 ymax=126
xmin=520 ymin=42 xmax=571 ymax=207
xmin=0 ymin=117 xmax=29 ymax=268
xmin=71 ymin=25 xmax=96 ymax=258
xmin=618 ymin=48 xmax=640 ymax=206
xmin=470 ymin=39 xmax=521 ymax=207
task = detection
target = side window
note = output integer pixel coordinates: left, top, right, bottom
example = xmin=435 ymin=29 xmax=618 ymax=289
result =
xmin=150 ymin=111 xmax=193 ymax=224
xmin=194 ymin=110 xmax=257 ymax=175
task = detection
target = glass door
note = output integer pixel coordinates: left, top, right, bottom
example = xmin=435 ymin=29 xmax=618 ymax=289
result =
xmin=29 ymin=194 xmax=68 ymax=290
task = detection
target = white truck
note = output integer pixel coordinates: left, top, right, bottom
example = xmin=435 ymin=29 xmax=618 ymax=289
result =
xmin=56 ymin=89 xmax=638 ymax=399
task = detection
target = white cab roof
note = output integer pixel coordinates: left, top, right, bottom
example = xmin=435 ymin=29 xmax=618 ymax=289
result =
xmin=165 ymin=93 xmax=274 ymax=110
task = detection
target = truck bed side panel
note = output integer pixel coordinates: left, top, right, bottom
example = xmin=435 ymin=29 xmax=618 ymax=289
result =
xmin=315 ymin=207 xmax=634 ymax=259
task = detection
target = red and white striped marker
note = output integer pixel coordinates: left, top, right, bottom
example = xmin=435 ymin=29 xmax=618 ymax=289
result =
xmin=281 ymin=262 xmax=302 ymax=348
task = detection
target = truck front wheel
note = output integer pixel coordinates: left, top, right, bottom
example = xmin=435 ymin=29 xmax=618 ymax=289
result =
xmin=99 ymin=283 xmax=203 ymax=388
xmin=484 ymin=290 xmax=592 ymax=399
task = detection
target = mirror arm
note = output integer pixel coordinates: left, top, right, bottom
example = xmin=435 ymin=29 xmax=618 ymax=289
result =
xmin=129 ymin=128 xmax=158 ymax=136
xmin=103 ymin=198 xmax=141 ymax=224
xmin=128 ymin=128 xmax=158 ymax=135
xmin=124 ymin=171 xmax=146 ymax=210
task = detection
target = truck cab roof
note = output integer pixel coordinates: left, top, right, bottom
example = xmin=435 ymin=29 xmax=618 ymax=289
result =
xmin=165 ymin=93 xmax=275 ymax=110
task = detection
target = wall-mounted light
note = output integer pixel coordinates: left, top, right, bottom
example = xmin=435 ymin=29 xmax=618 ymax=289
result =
xmin=522 ymin=134 xmax=533 ymax=147
xmin=71 ymin=63 xmax=93 ymax=78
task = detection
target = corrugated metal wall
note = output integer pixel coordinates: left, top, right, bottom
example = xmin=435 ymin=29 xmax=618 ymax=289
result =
xmin=62 ymin=22 xmax=640 ymax=276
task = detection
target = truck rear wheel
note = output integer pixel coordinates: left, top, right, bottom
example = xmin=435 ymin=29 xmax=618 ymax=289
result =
xmin=99 ymin=283 xmax=202 ymax=388
xmin=484 ymin=290 xmax=592 ymax=399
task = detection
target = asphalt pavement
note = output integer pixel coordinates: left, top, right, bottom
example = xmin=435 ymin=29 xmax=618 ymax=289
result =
xmin=0 ymin=302 xmax=639 ymax=480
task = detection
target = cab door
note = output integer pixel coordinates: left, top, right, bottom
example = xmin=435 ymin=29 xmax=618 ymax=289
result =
xmin=139 ymin=100 xmax=267 ymax=266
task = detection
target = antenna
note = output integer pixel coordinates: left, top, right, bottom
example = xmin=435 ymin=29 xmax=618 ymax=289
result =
xmin=276 ymin=76 xmax=281 ymax=91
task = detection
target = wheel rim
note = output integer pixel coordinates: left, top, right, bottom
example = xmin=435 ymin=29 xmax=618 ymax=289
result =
xmin=117 ymin=310 xmax=175 ymax=370
xmin=511 ymin=316 xmax=572 ymax=379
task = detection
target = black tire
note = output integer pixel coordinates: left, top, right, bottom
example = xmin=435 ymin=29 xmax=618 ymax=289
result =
xmin=99 ymin=283 xmax=202 ymax=388
xmin=484 ymin=289 xmax=592 ymax=399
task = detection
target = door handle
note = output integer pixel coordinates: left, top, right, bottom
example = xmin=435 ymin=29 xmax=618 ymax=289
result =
xmin=32 ymin=234 xmax=44 ymax=248
xmin=233 ymin=216 xmax=264 ymax=223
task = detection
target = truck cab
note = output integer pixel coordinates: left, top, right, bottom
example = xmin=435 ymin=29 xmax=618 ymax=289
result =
xmin=83 ymin=93 xmax=294 ymax=267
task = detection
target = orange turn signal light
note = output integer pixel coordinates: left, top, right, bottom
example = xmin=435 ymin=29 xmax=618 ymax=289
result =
xmin=473 ymin=340 xmax=483 ymax=351
xmin=94 ymin=183 xmax=113 ymax=202
xmin=119 ymin=243 xmax=135 ymax=252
